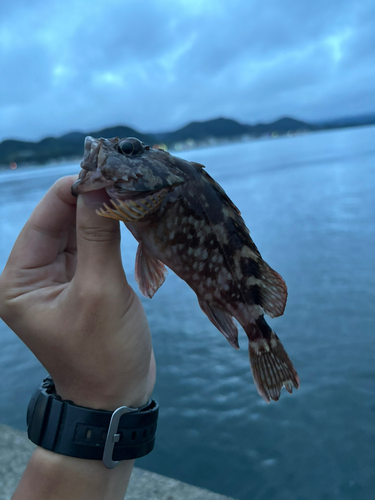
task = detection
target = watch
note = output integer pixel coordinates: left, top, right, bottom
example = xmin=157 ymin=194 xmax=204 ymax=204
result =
xmin=27 ymin=376 xmax=159 ymax=468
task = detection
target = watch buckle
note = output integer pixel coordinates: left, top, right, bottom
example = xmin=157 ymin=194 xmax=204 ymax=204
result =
xmin=103 ymin=405 xmax=137 ymax=468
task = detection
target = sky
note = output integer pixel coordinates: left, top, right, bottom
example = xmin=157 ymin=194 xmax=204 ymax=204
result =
xmin=1 ymin=0 xmax=374 ymax=142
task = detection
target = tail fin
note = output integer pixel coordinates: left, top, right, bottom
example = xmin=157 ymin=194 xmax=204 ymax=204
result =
xmin=245 ymin=317 xmax=299 ymax=403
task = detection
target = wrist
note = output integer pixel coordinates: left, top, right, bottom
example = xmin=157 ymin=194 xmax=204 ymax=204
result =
xmin=27 ymin=377 xmax=159 ymax=468
xmin=52 ymin=349 xmax=156 ymax=412
xmin=54 ymin=383 xmax=152 ymax=411
xmin=12 ymin=447 xmax=133 ymax=500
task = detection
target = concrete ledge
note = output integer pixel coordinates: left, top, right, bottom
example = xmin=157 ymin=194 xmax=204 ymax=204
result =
xmin=0 ymin=424 xmax=236 ymax=500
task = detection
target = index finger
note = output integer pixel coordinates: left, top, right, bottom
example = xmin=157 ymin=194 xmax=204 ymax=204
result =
xmin=7 ymin=176 xmax=78 ymax=270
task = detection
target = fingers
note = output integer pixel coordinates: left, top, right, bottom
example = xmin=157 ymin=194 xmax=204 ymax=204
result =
xmin=6 ymin=176 xmax=77 ymax=270
xmin=74 ymin=189 xmax=127 ymax=284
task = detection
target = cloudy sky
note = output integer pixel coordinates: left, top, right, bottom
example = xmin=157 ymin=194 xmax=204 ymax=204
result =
xmin=1 ymin=0 xmax=374 ymax=142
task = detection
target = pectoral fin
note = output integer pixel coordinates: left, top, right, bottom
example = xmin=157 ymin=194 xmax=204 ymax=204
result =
xmin=135 ymin=242 xmax=167 ymax=298
xmin=97 ymin=189 xmax=168 ymax=223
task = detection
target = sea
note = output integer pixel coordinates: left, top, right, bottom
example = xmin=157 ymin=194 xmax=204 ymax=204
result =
xmin=0 ymin=126 xmax=374 ymax=500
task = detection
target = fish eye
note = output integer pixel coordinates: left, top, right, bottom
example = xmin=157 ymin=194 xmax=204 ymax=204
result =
xmin=118 ymin=138 xmax=143 ymax=155
xmin=118 ymin=140 xmax=134 ymax=155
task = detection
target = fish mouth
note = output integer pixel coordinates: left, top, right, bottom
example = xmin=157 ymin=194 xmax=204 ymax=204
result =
xmin=71 ymin=136 xmax=121 ymax=197
xmin=71 ymin=167 xmax=114 ymax=197
xmin=80 ymin=136 xmax=105 ymax=172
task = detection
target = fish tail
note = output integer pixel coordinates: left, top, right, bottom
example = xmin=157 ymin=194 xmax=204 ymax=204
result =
xmin=245 ymin=316 xmax=299 ymax=403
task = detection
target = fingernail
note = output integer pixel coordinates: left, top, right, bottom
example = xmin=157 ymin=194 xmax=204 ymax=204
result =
xmin=82 ymin=189 xmax=110 ymax=206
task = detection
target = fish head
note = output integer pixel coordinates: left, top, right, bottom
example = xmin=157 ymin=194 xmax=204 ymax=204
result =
xmin=71 ymin=136 xmax=186 ymax=200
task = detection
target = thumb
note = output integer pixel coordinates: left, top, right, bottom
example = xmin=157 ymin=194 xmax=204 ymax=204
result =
xmin=75 ymin=189 xmax=125 ymax=282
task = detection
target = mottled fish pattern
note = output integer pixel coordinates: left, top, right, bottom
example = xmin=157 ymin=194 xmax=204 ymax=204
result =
xmin=72 ymin=136 xmax=300 ymax=402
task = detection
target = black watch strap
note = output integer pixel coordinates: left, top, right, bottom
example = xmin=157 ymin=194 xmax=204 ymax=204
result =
xmin=27 ymin=377 xmax=159 ymax=468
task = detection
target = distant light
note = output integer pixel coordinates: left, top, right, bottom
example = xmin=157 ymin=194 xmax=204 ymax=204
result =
xmin=9 ymin=162 xmax=17 ymax=169
xmin=153 ymin=143 xmax=168 ymax=151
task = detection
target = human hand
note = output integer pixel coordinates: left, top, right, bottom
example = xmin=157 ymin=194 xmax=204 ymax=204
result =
xmin=0 ymin=175 xmax=156 ymax=411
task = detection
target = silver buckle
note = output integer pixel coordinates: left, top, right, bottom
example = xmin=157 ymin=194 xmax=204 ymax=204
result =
xmin=103 ymin=405 xmax=137 ymax=469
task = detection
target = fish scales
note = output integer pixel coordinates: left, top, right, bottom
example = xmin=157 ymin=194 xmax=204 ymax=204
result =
xmin=72 ymin=136 xmax=300 ymax=403
xmin=135 ymin=184 xmax=257 ymax=307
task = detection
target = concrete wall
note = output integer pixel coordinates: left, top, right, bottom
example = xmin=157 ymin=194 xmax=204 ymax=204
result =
xmin=0 ymin=424 xmax=236 ymax=500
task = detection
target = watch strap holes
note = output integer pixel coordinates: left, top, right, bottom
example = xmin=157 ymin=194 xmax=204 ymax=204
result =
xmin=131 ymin=431 xmax=137 ymax=441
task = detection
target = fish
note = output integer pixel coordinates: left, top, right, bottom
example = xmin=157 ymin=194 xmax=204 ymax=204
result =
xmin=72 ymin=136 xmax=300 ymax=402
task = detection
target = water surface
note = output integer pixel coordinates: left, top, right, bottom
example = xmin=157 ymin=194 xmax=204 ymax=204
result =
xmin=0 ymin=127 xmax=374 ymax=500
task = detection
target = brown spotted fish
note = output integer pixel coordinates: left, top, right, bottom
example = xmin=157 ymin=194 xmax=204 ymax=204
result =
xmin=72 ymin=136 xmax=300 ymax=402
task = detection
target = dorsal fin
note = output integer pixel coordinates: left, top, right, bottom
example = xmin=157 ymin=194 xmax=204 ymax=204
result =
xmin=190 ymin=161 xmax=206 ymax=169
xmin=201 ymin=169 xmax=242 ymax=216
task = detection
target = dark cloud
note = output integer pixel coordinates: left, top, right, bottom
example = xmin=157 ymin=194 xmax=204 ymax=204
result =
xmin=0 ymin=0 xmax=374 ymax=142
xmin=0 ymin=42 xmax=53 ymax=106
xmin=69 ymin=0 xmax=177 ymax=68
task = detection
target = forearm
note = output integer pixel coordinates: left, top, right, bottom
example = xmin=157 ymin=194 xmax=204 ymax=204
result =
xmin=0 ymin=179 xmax=156 ymax=500
xmin=12 ymin=447 xmax=133 ymax=500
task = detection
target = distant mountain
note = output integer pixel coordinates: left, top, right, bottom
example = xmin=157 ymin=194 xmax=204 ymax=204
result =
xmin=0 ymin=114 xmax=373 ymax=166
xmin=317 ymin=113 xmax=375 ymax=128
xmin=154 ymin=117 xmax=253 ymax=143
xmin=0 ymin=125 xmax=155 ymax=166
xmin=156 ymin=116 xmax=316 ymax=145
xmin=253 ymin=117 xmax=317 ymax=134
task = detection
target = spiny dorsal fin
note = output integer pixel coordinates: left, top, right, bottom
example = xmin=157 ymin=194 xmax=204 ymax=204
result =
xmin=201 ymin=169 xmax=242 ymax=216
xmin=190 ymin=161 xmax=206 ymax=169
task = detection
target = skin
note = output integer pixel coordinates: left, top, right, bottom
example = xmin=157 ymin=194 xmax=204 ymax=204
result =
xmin=0 ymin=176 xmax=156 ymax=500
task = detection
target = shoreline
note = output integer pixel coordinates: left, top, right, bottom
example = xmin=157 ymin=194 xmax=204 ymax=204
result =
xmin=0 ymin=423 xmax=237 ymax=500
xmin=1 ymin=123 xmax=374 ymax=171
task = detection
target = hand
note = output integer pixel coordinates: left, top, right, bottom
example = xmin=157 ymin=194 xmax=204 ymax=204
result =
xmin=0 ymin=175 xmax=156 ymax=411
